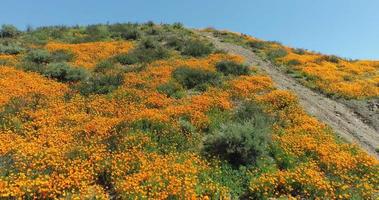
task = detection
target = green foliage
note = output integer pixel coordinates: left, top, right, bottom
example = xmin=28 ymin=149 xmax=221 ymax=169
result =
xmin=246 ymin=40 xmax=267 ymax=50
xmin=293 ymin=48 xmax=306 ymax=55
xmin=76 ymin=73 xmax=123 ymax=95
xmin=203 ymin=119 xmax=270 ymax=166
xmin=113 ymin=53 xmax=138 ymax=65
xmin=120 ymin=28 xmax=140 ymax=40
xmin=24 ymin=49 xmax=52 ymax=64
xmin=181 ymin=39 xmax=214 ymax=57
xmin=43 ymin=62 xmax=88 ymax=82
xmin=286 ymin=59 xmax=301 ymax=66
xmin=204 ymin=101 xmax=272 ymax=167
xmin=50 ymin=49 xmax=75 ymax=62
xmin=115 ymin=38 xmax=169 ymax=64
xmin=0 ymin=24 xmax=21 ymax=38
xmin=157 ymin=81 xmax=185 ymax=99
xmin=0 ymin=43 xmax=25 ymax=55
xmin=322 ymin=55 xmax=340 ymax=63
xmin=172 ymin=22 xmax=184 ymax=29
xmin=266 ymin=48 xmax=288 ymax=61
xmin=215 ymin=61 xmax=250 ymax=76
xmin=172 ymin=66 xmax=221 ymax=91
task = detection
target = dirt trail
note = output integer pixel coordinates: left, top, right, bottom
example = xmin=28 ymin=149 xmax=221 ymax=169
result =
xmin=201 ymin=32 xmax=379 ymax=159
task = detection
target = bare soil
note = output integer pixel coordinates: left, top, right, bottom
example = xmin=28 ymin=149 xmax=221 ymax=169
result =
xmin=200 ymin=31 xmax=379 ymax=159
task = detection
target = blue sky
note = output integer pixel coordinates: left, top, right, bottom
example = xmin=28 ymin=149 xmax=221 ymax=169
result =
xmin=0 ymin=0 xmax=378 ymax=59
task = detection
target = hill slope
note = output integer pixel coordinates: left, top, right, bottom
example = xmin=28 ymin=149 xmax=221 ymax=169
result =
xmin=200 ymin=30 xmax=379 ymax=158
xmin=0 ymin=23 xmax=378 ymax=199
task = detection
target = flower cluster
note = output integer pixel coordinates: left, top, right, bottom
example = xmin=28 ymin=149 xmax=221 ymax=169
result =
xmin=45 ymin=41 xmax=134 ymax=68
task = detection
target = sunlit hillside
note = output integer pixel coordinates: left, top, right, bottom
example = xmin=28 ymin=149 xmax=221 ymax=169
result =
xmin=0 ymin=23 xmax=378 ymax=199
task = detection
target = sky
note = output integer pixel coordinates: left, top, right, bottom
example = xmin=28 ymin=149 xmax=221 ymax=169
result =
xmin=0 ymin=0 xmax=378 ymax=60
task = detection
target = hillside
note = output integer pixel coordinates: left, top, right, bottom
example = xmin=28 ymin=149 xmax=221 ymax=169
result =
xmin=0 ymin=23 xmax=378 ymax=199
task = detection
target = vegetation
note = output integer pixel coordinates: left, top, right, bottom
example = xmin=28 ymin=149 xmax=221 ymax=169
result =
xmin=0 ymin=23 xmax=377 ymax=199
xmin=211 ymin=29 xmax=379 ymax=99
xmin=216 ymin=60 xmax=250 ymax=76
xmin=172 ymin=66 xmax=221 ymax=91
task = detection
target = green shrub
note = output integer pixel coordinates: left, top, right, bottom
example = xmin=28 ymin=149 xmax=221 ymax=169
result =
xmin=216 ymin=61 xmax=249 ymax=76
xmin=172 ymin=66 xmax=220 ymax=90
xmin=181 ymin=40 xmax=214 ymax=57
xmin=121 ymin=28 xmax=140 ymax=40
xmin=164 ymin=36 xmax=185 ymax=51
xmin=51 ymin=49 xmax=75 ymax=62
xmin=286 ymin=59 xmax=301 ymax=66
xmin=0 ymin=43 xmax=25 ymax=55
xmin=123 ymin=39 xmax=169 ymax=64
xmin=293 ymin=48 xmax=306 ymax=55
xmin=25 ymin=49 xmax=52 ymax=64
xmin=157 ymin=81 xmax=185 ymax=99
xmin=77 ymin=73 xmax=123 ymax=95
xmin=43 ymin=62 xmax=88 ymax=82
xmin=94 ymin=60 xmax=115 ymax=73
xmin=0 ymin=25 xmax=21 ymax=38
xmin=266 ymin=48 xmax=288 ymax=61
xmin=246 ymin=40 xmax=266 ymax=50
xmin=172 ymin=22 xmax=184 ymax=29
xmin=113 ymin=53 xmax=138 ymax=65
xmin=203 ymin=119 xmax=270 ymax=166
xmin=322 ymin=55 xmax=340 ymax=63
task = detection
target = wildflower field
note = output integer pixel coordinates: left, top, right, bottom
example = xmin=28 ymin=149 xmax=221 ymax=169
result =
xmin=0 ymin=23 xmax=378 ymax=199
xmin=212 ymin=30 xmax=379 ymax=100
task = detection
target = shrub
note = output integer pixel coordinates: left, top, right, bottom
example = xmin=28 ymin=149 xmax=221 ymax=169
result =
xmin=246 ymin=40 xmax=266 ymax=50
xmin=24 ymin=49 xmax=52 ymax=64
xmin=77 ymin=73 xmax=123 ymax=95
xmin=172 ymin=66 xmax=220 ymax=90
xmin=94 ymin=60 xmax=115 ymax=73
xmin=43 ymin=62 xmax=88 ymax=82
xmin=172 ymin=22 xmax=184 ymax=29
xmin=286 ymin=59 xmax=301 ymax=66
xmin=51 ymin=49 xmax=75 ymax=62
xmin=322 ymin=55 xmax=340 ymax=63
xmin=203 ymin=119 xmax=270 ymax=166
xmin=120 ymin=39 xmax=169 ymax=64
xmin=157 ymin=81 xmax=185 ymax=99
xmin=164 ymin=35 xmax=185 ymax=51
xmin=266 ymin=48 xmax=288 ymax=61
xmin=113 ymin=53 xmax=138 ymax=65
xmin=0 ymin=25 xmax=21 ymax=38
xmin=216 ymin=61 xmax=249 ymax=76
xmin=120 ymin=28 xmax=140 ymax=40
xmin=293 ymin=48 xmax=306 ymax=55
xmin=0 ymin=43 xmax=25 ymax=55
xmin=181 ymin=40 xmax=214 ymax=57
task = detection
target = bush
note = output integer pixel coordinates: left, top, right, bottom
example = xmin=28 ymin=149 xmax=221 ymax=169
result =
xmin=246 ymin=40 xmax=267 ymax=50
xmin=157 ymin=81 xmax=185 ymax=99
xmin=286 ymin=59 xmax=301 ymax=66
xmin=77 ymin=73 xmax=123 ymax=95
xmin=293 ymin=48 xmax=306 ymax=55
xmin=121 ymin=28 xmax=140 ymax=40
xmin=24 ymin=49 xmax=52 ymax=64
xmin=266 ymin=48 xmax=288 ymax=61
xmin=51 ymin=49 xmax=75 ymax=62
xmin=43 ymin=62 xmax=88 ymax=82
xmin=120 ymin=39 xmax=169 ymax=64
xmin=181 ymin=39 xmax=214 ymax=57
xmin=203 ymin=119 xmax=270 ymax=166
xmin=322 ymin=55 xmax=340 ymax=63
xmin=113 ymin=53 xmax=138 ymax=65
xmin=0 ymin=43 xmax=24 ymax=55
xmin=164 ymin=35 xmax=185 ymax=51
xmin=0 ymin=25 xmax=21 ymax=38
xmin=216 ymin=61 xmax=249 ymax=76
xmin=172 ymin=66 xmax=220 ymax=90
